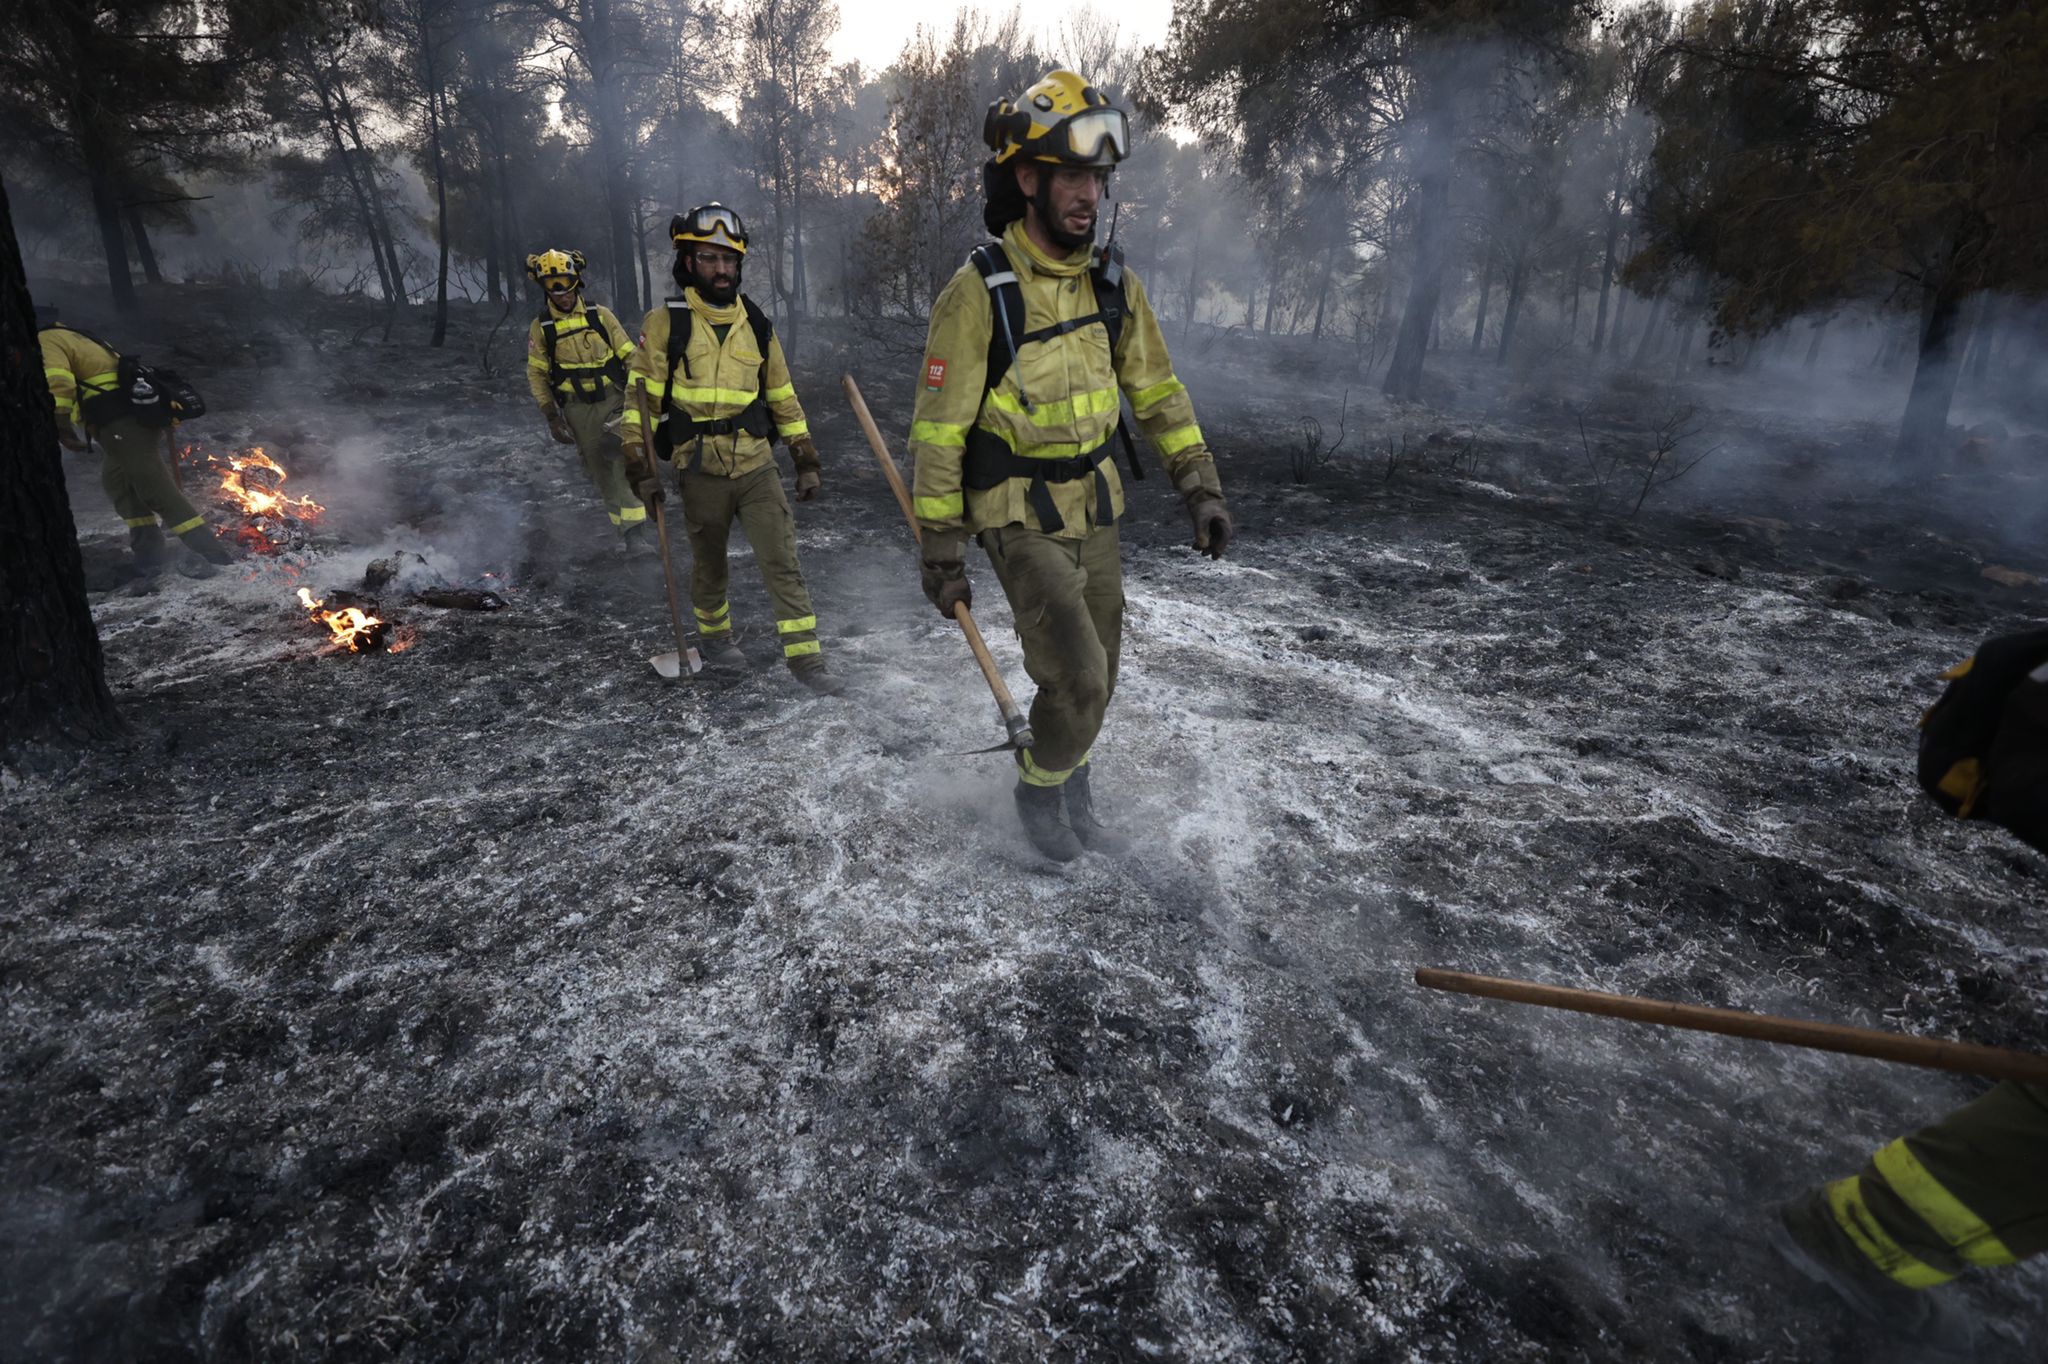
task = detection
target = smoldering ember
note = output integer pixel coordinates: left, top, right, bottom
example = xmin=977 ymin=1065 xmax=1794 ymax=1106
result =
xmin=4 ymin=2 xmax=2047 ymax=1361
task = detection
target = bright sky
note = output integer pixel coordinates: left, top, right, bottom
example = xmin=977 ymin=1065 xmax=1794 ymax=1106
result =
xmin=827 ymin=0 xmax=1178 ymax=78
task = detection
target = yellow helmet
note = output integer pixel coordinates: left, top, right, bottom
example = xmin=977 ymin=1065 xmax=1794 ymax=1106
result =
xmin=670 ymin=204 xmax=748 ymax=256
xmin=984 ymin=69 xmax=1129 ymax=168
xmin=525 ymin=249 xmax=586 ymax=288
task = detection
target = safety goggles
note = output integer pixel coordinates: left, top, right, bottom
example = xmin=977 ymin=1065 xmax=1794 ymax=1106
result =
xmin=1051 ymin=107 xmax=1128 ymax=164
xmin=673 ymin=206 xmax=748 ymax=249
xmin=542 ymin=277 xmax=579 ymax=292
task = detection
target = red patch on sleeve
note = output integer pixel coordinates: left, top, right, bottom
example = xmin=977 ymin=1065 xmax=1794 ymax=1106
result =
xmin=925 ymin=359 xmax=948 ymax=391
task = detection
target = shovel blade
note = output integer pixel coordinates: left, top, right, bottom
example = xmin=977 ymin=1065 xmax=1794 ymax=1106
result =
xmin=649 ymin=647 xmax=704 ymax=680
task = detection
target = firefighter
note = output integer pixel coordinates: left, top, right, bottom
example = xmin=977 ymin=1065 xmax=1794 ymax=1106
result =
xmin=37 ymin=306 xmax=234 ymax=573
xmin=523 ymin=249 xmax=647 ymax=548
xmin=620 ymin=204 xmax=842 ymax=696
xmin=1769 ymin=630 xmax=2048 ymax=1351
xmin=907 ymin=70 xmax=1232 ymax=861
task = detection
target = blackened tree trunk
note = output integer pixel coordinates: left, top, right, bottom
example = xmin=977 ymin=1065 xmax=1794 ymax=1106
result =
xmin=125 ymin=205 xmax=164 ymax=285
xmin=1631 ymin=292 xmax=1664 ymax=365
xmin=634 ymin=196 xmax=653 ymax=309
xmin=85 ymin=158 xmax=135 ymax=314
xmin=1470 ymin=247 xmax=1493 ymax=351
xmin=586 ymin=0 xmax=640 ymax=320
xmin=420 ymin=18 xmax=451 ymax=347
xmin=1591 ymin=160 xmax=1625 ymax=349
xmin=1896 ymin=270 xmax=1970 ymax=466
xmin=1495 ymin=245 xmax=1528 ymax=365
xmin=339 ymin=98 xmax=405 ymax=303
xmin=1384 ymin=86 xmax=1454 ymax=401
xmin=1310 ymin=239 xmax=1335 ymax=341
xmin=0 ymin=177 xmax=122 ymax=755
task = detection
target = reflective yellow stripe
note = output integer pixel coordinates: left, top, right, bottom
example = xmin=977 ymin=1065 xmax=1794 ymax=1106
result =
xmin=776 ymin=420 xmax=809 ymax=438
xmin=641 ymin=377 xmax=671 ymax=399
xmin=618 ymin=505 xmax=647 ymax=524
xmin=1018 ymin=749 xmax=1075 ymax=788
xmin=124 ymin=515 xmax=158 ymax=528
xmin=699 ymin=619 xmax=731 ymax=635
xmin=776 ymin=615 xmax=816 ymax=634
xmin=606 ymin=510 xmax=624 ymax=525
xmin=44 ymin=366 xmax=75 ymax=382
xmin=527 ymin=356 xmax=550 ymax=371
xmin=614 ymin=341 xmax=636 ymax=359
xmin=911 ymin=420 xmax=969 ymax=446
xmin=167 ymin=516 xmax=206 ymax=536
xmin=1874 ymin=1140 xmax=2017 ymax=1267
xmin=1155 ymin=423 xmax=1205 ymax=457
xmin=673 ymin=385 xmax=759 ymax=406
xmin=763 ymin=382 xmax=795 ymax=403
xmin=914 ymin=493 xmax=963 ymax=520
xmin=81 ymin=370 xmax=119 ymax=390
xmin=1827 ymin=1177 xmax=1955 ymax=1288
xmin=783 ymin=640 xmax=821 ymax=658
xmin=1127 ymin=376 xmax=1185 ymax=410
xmin=694 ymin=603 xmax=730 ymax=622
xmin=988 ymin=383 xmax=1121 ymax=426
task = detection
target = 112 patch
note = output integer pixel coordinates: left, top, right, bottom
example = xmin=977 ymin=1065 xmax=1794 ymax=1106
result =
xmin=925 ymin=359 xmax=948 ymax=391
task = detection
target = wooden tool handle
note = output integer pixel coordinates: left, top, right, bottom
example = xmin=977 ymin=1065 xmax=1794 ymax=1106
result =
xmin=1416 ymin=967 xmax=2048 ymax=1083
xmin=842 ymin=374 xmax=1033 ymax=747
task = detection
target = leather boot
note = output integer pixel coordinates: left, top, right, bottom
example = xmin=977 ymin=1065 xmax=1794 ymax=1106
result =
xmin=179 ymin=524 xmax=235 ymax=566
xmin=790 ymin=659 xmax=846 ymax=696
xmin=1063 ymin=764 xmax=1129 ymax=854
xmin=128 ymin=524 xmax=168 ymax=569
xmin=1013 ymin=780 xmax=1083 ymax=862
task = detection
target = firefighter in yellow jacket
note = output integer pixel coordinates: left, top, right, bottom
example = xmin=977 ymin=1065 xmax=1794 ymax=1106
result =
xmin=37 ymin=307 xmax=234 ymax=573
xmin=523 ymin=250 xmax=647 ymax=547
xmin=908 ymin=71 xmax=1232 ymax=860
xmin=621 ymin=204 xmax=842 ymax=696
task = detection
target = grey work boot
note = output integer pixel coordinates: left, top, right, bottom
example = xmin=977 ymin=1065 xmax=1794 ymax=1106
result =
xmin=791 ymin=659 xmax=846 ymax=696
xmin=178 ymin=524 xmax=236 ymax=566
xmin=702 ymin=637 xmax=748 ymax=669
xmin=1766 ymin=1192 xmax=1978 ymax=1358
xmin=128 ymin=524 xmax=168 ymax=569
xmin=1063 ymin=764 xmax=1129 ymax=854
xmin=1013 ymin=780 xmax=1083 ymax=862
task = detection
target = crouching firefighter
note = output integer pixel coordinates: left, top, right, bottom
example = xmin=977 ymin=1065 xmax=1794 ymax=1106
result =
xmin=1769 ymin=628 xmax=2048 ymax=1352
xmin=37 ymin=306 xmax=234 ymax=573
xmin=908 ymin=70 xmax=1233 ymax=860
xmin=621 ymin=203 xmax=843 ymax=696
xmin=524 ymin=249 xmax=648 ymax=548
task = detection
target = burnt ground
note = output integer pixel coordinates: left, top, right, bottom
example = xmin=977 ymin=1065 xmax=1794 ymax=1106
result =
xmin=4 ymin=288 xmax=2046 ymax=1362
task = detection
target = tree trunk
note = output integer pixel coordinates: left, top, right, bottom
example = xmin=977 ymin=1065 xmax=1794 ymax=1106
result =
xmin=1591 ymin=160 xmax=1625 ymax=350
xmin=587 ymin=0 xmax=640 ymax=320
xmin=125 ymin=205 xmax=164 ymax=285
xmin=1895 ymin=272 xmax=1970 ymax=466
xmin=421 ymin=26 xmax=450 ymax=347
xmin=1383 ymin=84 xmax=1454 ymax=401
xmin=1311 ymin=239 xmax=1335 ymax=341
xmin=315 ymin=84 xmax=394 ymax=300
xmin=1 ymin=176 xmax=123 ymax=755
xmin=1262 ymin=249 xmax=1280 ymax=334
xmin=634 ymin=196 xmax=653 ymax=307
xmin=339 ymin=96 xmax=404 ymax=302
xmin=1495 ymin=245 xmax=1528 ymax=365
xmin=1182 ymin=216 xmax=1201 ymax=337
xmin=1965 ymin=292 xmax=1999 ymax=385
xmin=85 ymin=158 xmax=135 ymax=314
xmin=1631 ymin=293 xmax=1665 ymax=365
xmin=1470 ymin=247 xmax=1493 ymax=352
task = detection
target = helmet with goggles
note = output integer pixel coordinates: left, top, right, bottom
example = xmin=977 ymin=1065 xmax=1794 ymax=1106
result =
xmin=984 ymin=69 xmax=1129 ymax=169
xmin=526 ymin=248 xmax=586 ymax=288
xmin=670 ymin=203 xmax=748 ymax=256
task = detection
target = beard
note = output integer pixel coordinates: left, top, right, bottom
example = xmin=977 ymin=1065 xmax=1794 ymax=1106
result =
xmin=1033 ymin=176 xmax=1096 ymax=251
xmin=696 ymin=275 xmax=739 ymax=305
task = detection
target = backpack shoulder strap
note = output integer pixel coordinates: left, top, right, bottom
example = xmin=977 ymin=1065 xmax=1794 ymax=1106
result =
xmin=969 ymin=242 xmax=1024 ymax=396
xmin=1091 ymin=242 xmax=1127 ymax=358
xmin=739 ymin=294 xmax=774 ymax=354
xmin=664 ymin=296 xmax=694 ymax=382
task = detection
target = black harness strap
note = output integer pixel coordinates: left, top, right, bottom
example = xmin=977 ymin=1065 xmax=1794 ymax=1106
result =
xmin=653 ymin=294 xmax=777 ymax=469
xmin=541 ymin=306 xmax=626 ymax=403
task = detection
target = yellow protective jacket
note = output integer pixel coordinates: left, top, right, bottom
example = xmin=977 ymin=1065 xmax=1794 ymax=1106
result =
xmin=39 ymin=327 xmax=122 ymax=427
xmin=525 ymin=300 xmax=635 ymax=411
xmin=622 ymin=289 xmax=808 ymax=479
xmin=909 ymin=221 xmax=1222 ymax=541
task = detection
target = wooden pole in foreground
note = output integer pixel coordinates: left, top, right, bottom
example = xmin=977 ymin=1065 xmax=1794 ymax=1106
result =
xmin=1415 ymin=967 xmax=2048 ymax=1084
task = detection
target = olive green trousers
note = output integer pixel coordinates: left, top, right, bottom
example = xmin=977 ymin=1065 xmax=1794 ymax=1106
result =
xmin=562 ymin=393 xmax=644 ymax=535
xmin=675 ymin=462 xmax=820 ymax=665
xmin=98 ymin=418 xmax=202 ymax=534
xmin=980 ymin=523 xmax=1123 ymax=787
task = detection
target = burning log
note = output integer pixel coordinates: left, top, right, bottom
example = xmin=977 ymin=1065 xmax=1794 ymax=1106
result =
xmin=296 ymin=588 xmax=396 ymax=653
xmin=188 ymin=444 xmax=325 ymax=555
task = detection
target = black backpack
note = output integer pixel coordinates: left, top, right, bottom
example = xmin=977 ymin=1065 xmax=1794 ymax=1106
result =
xmin=967 ymin=239 xmax=1142 ymax=484
xmin=649 ymin=294 xmax=776 ymax=466
xmin=47 ymin=325 xmax=205 ymax=430
xmin=1918 ymin=627 xmax=2048 ymax=854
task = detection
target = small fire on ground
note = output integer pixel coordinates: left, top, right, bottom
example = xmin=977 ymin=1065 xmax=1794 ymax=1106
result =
xmin=296 ymin=588 xmax=413 ymax=654
xmin=182 ymin=444 xmax=324 ymax=554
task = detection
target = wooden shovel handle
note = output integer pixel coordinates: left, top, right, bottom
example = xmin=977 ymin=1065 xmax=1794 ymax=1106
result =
xmin=842 ymin=374 xmax=1031 ymax=741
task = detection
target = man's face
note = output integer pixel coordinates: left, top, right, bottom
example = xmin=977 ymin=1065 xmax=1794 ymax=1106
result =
xmin=691 ymin=245 xmax=741 ymax=303
xmin=543 ymin=277 xmax=581 ymax=308
xmin=1021 ymin=164 xmax=1108 ymax=250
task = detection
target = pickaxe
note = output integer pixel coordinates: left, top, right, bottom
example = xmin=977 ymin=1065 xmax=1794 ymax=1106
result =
xmin=629 ymin=385 xmax=703 ymax=681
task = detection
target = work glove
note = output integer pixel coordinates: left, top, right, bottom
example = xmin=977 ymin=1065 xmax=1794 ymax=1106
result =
xmin=544 ymin=407 xmax=575 ymax=445
xmin=56 ymin=423 xmax=89 ymax=453
xmin=920 ymin=529 xmax=971 ymax=619
xmin=789 ymin=434 xmax=822 ymax=502
xmin=624 ymin=446 xmax=664 ymax=509
xmin=1188 ymin=497 xmax=1233 ymax=559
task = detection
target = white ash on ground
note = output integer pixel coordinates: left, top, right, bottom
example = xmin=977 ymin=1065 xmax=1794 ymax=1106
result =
xmin=5 ymin=296 xmax=2045 ymax=1361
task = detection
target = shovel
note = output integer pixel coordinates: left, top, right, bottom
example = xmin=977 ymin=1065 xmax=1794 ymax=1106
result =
xmin=843 ymin=374 xmax=1033 ymax=752
xmin=633 ymin=391 xmax=703 ymax=681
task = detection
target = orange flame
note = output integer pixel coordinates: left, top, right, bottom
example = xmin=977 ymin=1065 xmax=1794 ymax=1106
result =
xmin=296 ymin=587 xmax=385 ymax=652
xmin=217 ymin=446 xmax=324 ymax=521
